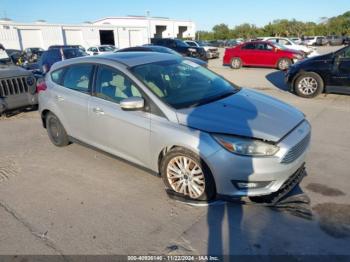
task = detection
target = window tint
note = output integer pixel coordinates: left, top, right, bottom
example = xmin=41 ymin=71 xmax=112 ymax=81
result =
xmin=186 ymin=42 xmax=196 ymax=47
xmin=95 ymin=66 xmax=142 ymax=103
xmin=131 ymin=60 xmax=238 ymax=109
xmin=256 ymin=43 xmax=273 ymax=51
xmin=279 ymin=39 xmax=290 ymax=45
xmin=62 ymin=64 xmax=93 ymax=93
xmin=51 ymin=68 xmax=65 ymax=85
xmin=242 ymin=43 xmax=256 ymax=50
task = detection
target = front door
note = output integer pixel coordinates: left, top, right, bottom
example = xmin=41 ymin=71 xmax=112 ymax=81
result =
xmin=88 ymin=65 xmax=151 ymax=167
xmin=331 ymin=46 xmax=350 ymax=91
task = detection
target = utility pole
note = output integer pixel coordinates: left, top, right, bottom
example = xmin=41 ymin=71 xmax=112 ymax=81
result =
xmin=146 ymin=10 xmax=151 ymax=43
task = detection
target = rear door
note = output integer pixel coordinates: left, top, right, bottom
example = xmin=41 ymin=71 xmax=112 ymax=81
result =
xmin=50 ymin=63 xmax=94 ymax=142
xmin=88 ymin=65 xmax=151 ymax=167
xmin=239 ymin=43 xmax=256 ymax=65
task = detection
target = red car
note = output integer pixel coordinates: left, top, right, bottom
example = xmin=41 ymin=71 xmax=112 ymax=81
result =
xmin=223 ymin=41 xmax=304 ymax=70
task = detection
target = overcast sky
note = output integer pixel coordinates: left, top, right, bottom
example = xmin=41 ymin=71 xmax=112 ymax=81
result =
xmin=1 ymin=0 xmax=350 ymax=30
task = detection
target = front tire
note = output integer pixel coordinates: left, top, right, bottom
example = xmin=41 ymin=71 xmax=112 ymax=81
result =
xmin=160 ymin=148 xmax=216 ymax=201
xmin=277 ymin=58 xmax=292 ymax=70
xmin=294 ymin=72 xmax=324 ymax=98
xmin=45 ymin=113 xmax=70 ymax=147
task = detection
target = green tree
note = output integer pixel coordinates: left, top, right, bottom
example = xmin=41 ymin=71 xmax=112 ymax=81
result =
xmin=212 ymin=24 xmax=231 ymax=40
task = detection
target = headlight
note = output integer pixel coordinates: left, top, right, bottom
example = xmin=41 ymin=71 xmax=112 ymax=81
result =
xmin=212 ymin=134 xmax=279 ymax=156
xmin=188 ymin=48 xmax=197 ymax=52
xmin=293 ymin=54 xmax=303 ymax=60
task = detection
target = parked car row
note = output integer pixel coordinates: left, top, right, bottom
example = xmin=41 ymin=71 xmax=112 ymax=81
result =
xmin=302 ymin=35 xmax=349 ymax=46
xmin=224 ymin=41 xmax=305 ymax=70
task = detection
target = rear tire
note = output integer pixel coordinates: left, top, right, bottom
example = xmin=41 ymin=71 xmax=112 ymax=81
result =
xmin=45 ymin=113 xmax=70 ymax=147
xmin=230 ymin=57 xmax=242 ymax=69
xmin=277 ymin=58 xmax=292 ymax=71
xmin=160 ymin=148 xmax=216 ymax=201
xmin=294 ymin=72 xmax=324 ymax=98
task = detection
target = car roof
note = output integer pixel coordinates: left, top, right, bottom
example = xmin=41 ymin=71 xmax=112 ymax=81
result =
xmin=52 ymin=52 xmax=179 ymax=69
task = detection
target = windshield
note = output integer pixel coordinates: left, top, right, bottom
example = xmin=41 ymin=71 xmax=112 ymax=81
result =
xmin=99 ymin=46 xmax=114 ymax=52
xmin=131 ymin=59 xmax=238 ymax=109
xmin=0 ymin=47 xmax=12 ymax=65
xmin=152 ymin=46 xmax=181 ymax=56
xmin=175 ymin=40 xmax=189 ymax=48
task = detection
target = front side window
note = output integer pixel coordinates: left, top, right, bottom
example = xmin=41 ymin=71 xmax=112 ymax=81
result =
xmin=99 ymin=46 xmax=114 ymax=52
xmin=337 ymin=46 xmax=350 ymax=59
xmin=131 ymin=59 xmax=238 ymax=109
xmin=62 ymin=64 xmax=93 ymax=93
xmin=95 ymin=66 xmax=142 ymax=103
xmin=256 ymin=43 xmax=273 ymax=51
xmin=186 ymin=42 xmax=197 ymax=47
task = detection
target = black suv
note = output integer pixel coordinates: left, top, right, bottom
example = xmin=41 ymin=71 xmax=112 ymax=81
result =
xmin=0 ymin=44 xmax=37 ymax=116
xmin=150 ymin=38 xmax=207 ymax=61
xmin=285 ymin=45 xmax=350 ymax=98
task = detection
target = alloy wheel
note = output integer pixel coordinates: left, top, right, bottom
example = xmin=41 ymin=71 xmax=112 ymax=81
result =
xmin=298 ymin=77 xmax=318 ymax=95
xmin=279 ymin=59 xmax=290 ymax=70
xmin=166 ymin=156 xmax=205 ymax=199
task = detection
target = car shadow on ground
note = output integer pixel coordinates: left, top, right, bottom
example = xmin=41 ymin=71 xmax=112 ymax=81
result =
xmin=265 ymin=71 xmax=290 ymax=92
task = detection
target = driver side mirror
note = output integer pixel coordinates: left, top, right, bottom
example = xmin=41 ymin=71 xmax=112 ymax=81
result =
xmin=120 ymin=97 xmax=145 ymax=111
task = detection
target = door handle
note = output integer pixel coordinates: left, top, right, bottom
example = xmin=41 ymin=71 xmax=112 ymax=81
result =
xmin=92 ymin=107 xmax=105 ymax=115
xmin=55 ymin=95 xmax=64 ymax=102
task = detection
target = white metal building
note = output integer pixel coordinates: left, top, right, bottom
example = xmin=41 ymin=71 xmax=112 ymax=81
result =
xmin=0 ymin=16 xmax=196 ymax=50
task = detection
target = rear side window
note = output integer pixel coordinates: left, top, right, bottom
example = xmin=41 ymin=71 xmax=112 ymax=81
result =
xmin=62 ymin=64 xmax=93 ymax=93
xmin=51 ymin=68 xmax=65 ymax=85
xmin=242 ymin=43 xmax=256 ymax=50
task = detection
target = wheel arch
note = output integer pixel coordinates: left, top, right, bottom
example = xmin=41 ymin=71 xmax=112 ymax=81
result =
xmin=41 ymin=109 xmax=51 ymax=128
xmin=292 ymin=70 xmax=325 ymax=92
xmin=157 ymin=144 xmax=218 ymax=195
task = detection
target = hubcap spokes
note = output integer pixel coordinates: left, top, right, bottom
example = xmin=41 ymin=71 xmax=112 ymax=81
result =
xmin=298 ymin=77 xmax=318 ymax=95
xmin=280 ymin=60 xmax=289 ymax=70
xmin=167 ymin=156 xmax=205 ymax=199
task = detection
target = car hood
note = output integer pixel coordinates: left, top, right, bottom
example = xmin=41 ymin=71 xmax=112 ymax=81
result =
xmin=295 ymin=52 xmax=333 ymax=67
xmin=0 ymin=65 xmax=31 ymax=78
xmin=176 ymin=88 xmax=304 ymax=142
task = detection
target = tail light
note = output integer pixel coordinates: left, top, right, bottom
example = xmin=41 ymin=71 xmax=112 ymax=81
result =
xmin=36 ymin=79 xmax=47 ymax=93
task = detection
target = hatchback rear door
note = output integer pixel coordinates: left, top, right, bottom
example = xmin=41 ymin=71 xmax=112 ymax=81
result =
xmin=49 ymin=63 xmax=93 ymax=142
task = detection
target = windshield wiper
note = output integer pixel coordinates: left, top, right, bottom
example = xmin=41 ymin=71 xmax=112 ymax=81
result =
xmin=187 ymin=91 xmax=236 ymax=108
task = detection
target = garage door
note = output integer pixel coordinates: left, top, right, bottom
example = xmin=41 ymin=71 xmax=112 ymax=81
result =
xmin=64 ymin=30 xmax=84 ymax=46
xmin=129 ymin=30 xmax=143 ymax=47
xmin=20 ymin=29 xmax=43 ymax=49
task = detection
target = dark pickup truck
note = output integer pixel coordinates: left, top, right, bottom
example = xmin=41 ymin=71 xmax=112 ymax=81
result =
xmin=151 ymin=38 xmax=207 ymax=61
xmin=0 ymin=44 xmax=37 ymax=116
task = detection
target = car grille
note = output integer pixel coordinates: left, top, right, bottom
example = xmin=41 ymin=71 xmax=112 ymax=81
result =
xmin=209 ymin=48 xmax=218 ymax=52
xmin=281 ymin=132 xmax=311 ymax=164
xmin=0 ymin=77 xmax=29 ymax=97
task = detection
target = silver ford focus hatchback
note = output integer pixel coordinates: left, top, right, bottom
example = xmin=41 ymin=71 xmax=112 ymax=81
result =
xmin=38 ymin=52 xmax=311 ymax=201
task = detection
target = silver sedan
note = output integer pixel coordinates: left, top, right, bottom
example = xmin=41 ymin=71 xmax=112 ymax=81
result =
xmin=38 ymin=52 xmax=311 ymax=201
